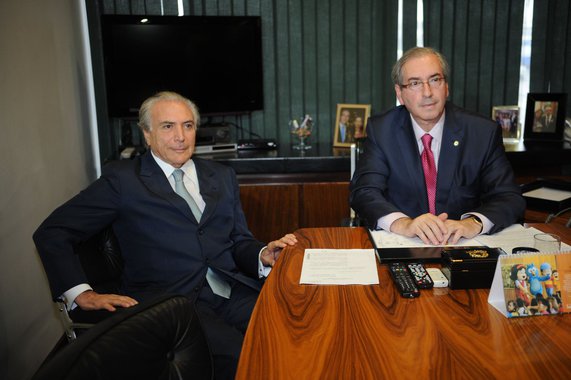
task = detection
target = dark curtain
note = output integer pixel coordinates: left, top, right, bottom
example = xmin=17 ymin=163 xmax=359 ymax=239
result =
xmin=530 ymin=0 xmax=571 ymax=113
xmin=421 ymin=0 xmax=525 ymax=117
xmin=92 ymin=0 xmax=571 ymax=161
xmin=90 ymin=0 xmax=398 ymax=163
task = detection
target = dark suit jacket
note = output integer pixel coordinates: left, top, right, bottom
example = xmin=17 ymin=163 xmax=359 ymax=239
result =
xmin=540 ymin=114 xmax=556 ymax=132
xmin=350 ymin=102 xmax=525 ymax=233
xmin=338 ymin=123 xmax=355 ymax=143
xmin=34 ymin=152 xmax=265 ymax=302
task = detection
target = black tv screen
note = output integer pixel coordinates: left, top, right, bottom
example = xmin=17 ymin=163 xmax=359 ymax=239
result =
xmin=101 ymin=15 xmax=263 ymax=117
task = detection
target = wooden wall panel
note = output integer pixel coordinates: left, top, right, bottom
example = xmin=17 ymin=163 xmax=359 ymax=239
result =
xmin=301 ymin=182 xmax=350 ymax=228
xmin=238 ymin=184 xmax=300 ymax=243
xmin=238 ymin=182 xmax=350 ymax=241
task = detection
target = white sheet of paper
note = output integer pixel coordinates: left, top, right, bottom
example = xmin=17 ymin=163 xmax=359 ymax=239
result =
xmin=476 ymin=224 xmax=571 ymax=254
xmin=523 ymin=187 xmax=571 ymax=202
xmin=299 ymin=249 xmax=379 ymax=285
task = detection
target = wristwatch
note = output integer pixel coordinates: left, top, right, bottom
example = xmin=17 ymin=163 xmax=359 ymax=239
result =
xmin=467 ymin=215 xmax=483 ymax=233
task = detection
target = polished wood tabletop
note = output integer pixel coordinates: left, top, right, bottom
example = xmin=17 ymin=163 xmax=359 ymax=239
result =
xmin=236 ymin=226 xmax=571 ymax=380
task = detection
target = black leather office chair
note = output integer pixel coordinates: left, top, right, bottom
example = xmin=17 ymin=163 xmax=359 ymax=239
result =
xmin=32 ymin=294 xmax=213 ymax=380
xmin=52 ymin=226 xmax=124 ymax=341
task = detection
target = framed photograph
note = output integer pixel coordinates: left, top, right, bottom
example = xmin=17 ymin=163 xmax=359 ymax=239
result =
xmin=333 ymin=104 xmax=371 ymax=147
xmin=523 ymin=93 xmax=567 ymax=141
xmin=492 ymin=105 xmax=520 ymax=142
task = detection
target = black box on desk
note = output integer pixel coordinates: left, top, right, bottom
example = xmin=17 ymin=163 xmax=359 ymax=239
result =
xmin=441 ymin=247 xmax=502 ymax=289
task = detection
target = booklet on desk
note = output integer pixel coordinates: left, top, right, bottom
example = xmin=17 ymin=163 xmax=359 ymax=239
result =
xmin=367 ymin=229 xmax=483 ymax=263
xmin=371 ymin=246 xmax=446 ymax=263
xmin=488 ymin=251 xmax=571 ymax=318
xmin=369 ymin=224 xmax=571 ymax=259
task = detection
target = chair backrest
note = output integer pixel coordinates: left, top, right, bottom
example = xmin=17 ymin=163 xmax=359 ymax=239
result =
xmin=75 ymin=226 xmax=123 ymax=294
xmin=33 ymin=295 xmax=213 ymax=380
xmin=56 ymin=226 xmax=124 ymax=341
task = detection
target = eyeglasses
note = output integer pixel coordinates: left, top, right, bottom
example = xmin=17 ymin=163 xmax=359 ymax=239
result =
xmin=400 ymin=76 xmax=446 ymax=91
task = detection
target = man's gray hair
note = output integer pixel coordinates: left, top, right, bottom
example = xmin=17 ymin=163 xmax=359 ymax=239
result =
xmin=137 ymin=91 xmax=200 ymax=132
xmin=391 ymin=47 xmax=450 ymax=86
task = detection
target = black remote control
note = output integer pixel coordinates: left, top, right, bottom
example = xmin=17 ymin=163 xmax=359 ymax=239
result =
xmin=407 ymin=263 xmax=434 ymax=289
xmin=388 ymin=262 xmax=420 ymax=298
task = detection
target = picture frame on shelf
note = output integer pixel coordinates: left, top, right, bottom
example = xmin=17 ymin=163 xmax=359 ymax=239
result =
xmin=523 ymin=93 xmax=567 ymax=141
xmin=492 ymin=105 xmax=520 ymax=142
xmin=333 ymin=104 xmax=371 ymax=148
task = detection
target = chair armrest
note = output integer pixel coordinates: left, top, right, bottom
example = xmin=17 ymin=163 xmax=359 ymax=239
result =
xmin=34 ymin=295 xmax=213 ymax=380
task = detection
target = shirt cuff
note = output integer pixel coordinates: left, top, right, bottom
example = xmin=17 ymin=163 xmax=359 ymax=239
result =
xmin=258 ymin=246 xmax=271 ymax=278
xmin=461 ymin=212 xmax=493 ymax=235
xmin=378 ymin=212 xmax=409 ymax=231
xmin=62 ymin=283 xmax=93 ymax=311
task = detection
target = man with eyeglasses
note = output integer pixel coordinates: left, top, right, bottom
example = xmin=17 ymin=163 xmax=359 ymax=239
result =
xmin=350 ymin=47 xmax=524 ymax=245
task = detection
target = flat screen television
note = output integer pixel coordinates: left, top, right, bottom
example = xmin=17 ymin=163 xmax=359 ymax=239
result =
xmin=100 ymin=15 xmax=263 ymax=117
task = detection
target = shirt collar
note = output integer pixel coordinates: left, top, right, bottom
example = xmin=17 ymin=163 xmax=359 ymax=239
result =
xmin=411 ymin=111 xmax=446 ymax=143
xmin=150 ymin=150 xmax=195 ymax=179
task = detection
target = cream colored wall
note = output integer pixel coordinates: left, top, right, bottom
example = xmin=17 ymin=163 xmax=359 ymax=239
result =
xmin=0 ymin=0 xmax=96 ymax=379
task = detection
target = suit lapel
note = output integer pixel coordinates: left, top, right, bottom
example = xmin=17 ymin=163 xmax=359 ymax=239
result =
xmin=139 ymin=152 xmax=197 ymax=223
xmin=194 ymin=158 xmax=220 ymax=224
xmin=436 ymin=105 xmax=463 ymax=212
xmin=396 ymin=113 xmax=427 ymax=209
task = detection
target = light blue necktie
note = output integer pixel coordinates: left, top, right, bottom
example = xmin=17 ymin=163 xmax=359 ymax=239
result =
xmin=173 ymin=169 xmax=202 ymax=222
xmin=172 ymin=169 xmax=231 ymax=299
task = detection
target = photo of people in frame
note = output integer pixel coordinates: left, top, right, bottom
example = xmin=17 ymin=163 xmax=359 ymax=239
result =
xmin=532 ymin=101 xmax=558 ymax=133
xmin=333 ymin=104 xmax=371 ymax=148
xmin=523 ymin=93 xmax=567 ymax=142
xmin=492 ymin=106 xmax=520 ymax=141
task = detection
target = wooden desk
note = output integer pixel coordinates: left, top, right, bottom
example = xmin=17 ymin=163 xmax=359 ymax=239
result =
xmin=236 ymin=226 xmax=571 ymax=379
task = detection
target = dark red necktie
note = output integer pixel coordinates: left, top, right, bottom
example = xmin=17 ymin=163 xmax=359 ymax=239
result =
xmin=421 ymin=134 xmax=437 ymax=214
